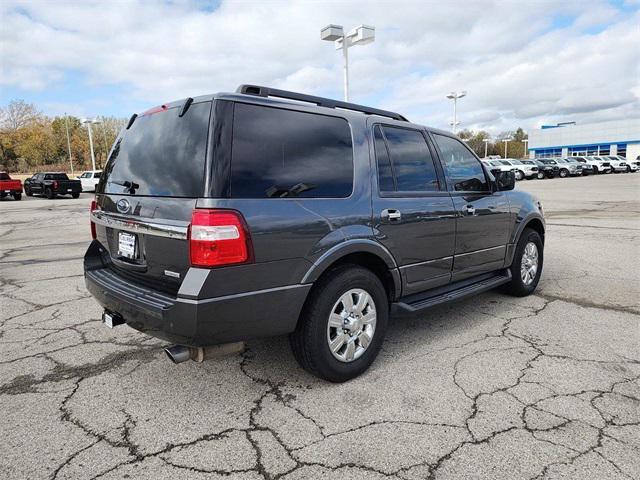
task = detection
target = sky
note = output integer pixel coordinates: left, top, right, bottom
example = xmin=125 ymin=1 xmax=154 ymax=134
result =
xmin=1 ymin=0 xmax=639 ymax=134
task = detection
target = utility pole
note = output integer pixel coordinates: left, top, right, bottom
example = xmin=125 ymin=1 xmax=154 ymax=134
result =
xmin=64 ymin=113 xmax=74 ymax=175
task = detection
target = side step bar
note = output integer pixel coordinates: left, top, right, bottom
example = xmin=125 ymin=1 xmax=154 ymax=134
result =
xmin=392 ymin=269 xmax=512 ymax=314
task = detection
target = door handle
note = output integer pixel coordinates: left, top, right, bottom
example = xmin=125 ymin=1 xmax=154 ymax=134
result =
xmin=381 ymin=209 xmax=402 ymax=222
xmin=465 ymin=205 xmax=476 ymax=215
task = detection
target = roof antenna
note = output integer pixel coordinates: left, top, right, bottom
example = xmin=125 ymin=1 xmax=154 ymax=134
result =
xmin=179 ymin=97 xmax=194 ymax=117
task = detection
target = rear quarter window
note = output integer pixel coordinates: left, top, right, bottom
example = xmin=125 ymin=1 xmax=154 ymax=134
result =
xmin=230 ymin=103 xmax=353 ymax=198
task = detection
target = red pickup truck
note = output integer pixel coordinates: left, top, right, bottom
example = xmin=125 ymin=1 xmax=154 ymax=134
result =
xmin=0 ymin=172 xmax=23 ymax=200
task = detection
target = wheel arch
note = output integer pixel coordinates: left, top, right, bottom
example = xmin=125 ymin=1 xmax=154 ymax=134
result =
xmin=301 ymin=240 xmax=401 ymax=302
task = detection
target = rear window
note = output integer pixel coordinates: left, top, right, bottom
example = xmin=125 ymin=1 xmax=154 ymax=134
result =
xmin=0 ymin=173 xmax=10 ymax=180
xmin=230 ymin=103 xmax=353 ymax=198
xmin=100 ymin=101 xmax=211 ymax=197
xmin=46 ymin=173 xmax=69 ymax=180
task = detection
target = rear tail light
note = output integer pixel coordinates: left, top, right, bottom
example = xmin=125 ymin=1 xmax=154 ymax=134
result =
xmin=90 ymin=200 xmax=97 ymax=239
xmin=189 ymin=209 xmax=252 ymax=267
xmin=53 ymin=180 xmax=58 ymax=189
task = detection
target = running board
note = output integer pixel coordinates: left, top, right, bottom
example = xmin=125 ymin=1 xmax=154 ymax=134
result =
xmin=392 ymin=269 xmax=512 ymax=314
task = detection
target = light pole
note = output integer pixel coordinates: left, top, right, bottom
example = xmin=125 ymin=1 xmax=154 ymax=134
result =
xmin=64 ymin=113 xmax=74 ymax=175
xmin=446 ymin=91 xmax=466 ymax=134
xmin=502 ymin=138 xmax=512 ymax=159
xmin=82 ymin=118 xmax=98 ymax=171
xmin=522 ymin=138 xmax=529 ymax=158
xmin=321 ymin=24 xmax=375 ymax=101
xmin=483 ymin=138 xmax=490 ymax=158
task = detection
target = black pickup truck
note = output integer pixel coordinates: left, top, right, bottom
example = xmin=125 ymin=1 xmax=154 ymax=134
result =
xmin=24 ymin=172 xmax=82 ymax=199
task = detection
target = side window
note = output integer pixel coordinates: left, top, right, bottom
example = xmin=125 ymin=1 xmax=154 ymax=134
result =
xmin=231 ymin=103 xmax=353 ymax=198
xmin=94 ymin=173 xmax=101 ymax=178
xmin=433 ymin=134 xmax=488 ymax=192
xmin=379 ymin=126 xmax=439 ymax=192
xmin=373 ymin=126 xmax=394 ymax=192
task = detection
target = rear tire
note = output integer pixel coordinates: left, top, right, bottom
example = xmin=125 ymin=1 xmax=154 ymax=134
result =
xmin=536 ymin=172 xmax=544 ymax=180
xmin=45 ymin=188 xmax=54 ymax=199
xmin=13 ymin=193 xmax=21 ymax=201
xmin=290 ymin=265 xmax=388 ymax=382
xmin=72 ymin=193 xmax=80 ymax=199
xmin=627 ymin=166 xmax=631 ymax=173
xmin=593 ymin=167 xmax=599 ymax=174
xmin=502 ymin=228 xmax=543 ymax=297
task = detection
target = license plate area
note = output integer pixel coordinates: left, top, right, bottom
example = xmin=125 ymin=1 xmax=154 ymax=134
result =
xmin=118 ymin=231 xmax=137 ymax=259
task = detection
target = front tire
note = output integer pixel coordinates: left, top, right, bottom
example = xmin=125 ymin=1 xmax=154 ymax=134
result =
xmin=13 ymin=193 xmax=21 ymax=201
xmin=503 ymin=228 xmax=543 ymax=297
xmin=515 ymin=170 xmax=524 ymax=181
xmin=536 ymin=172 xmax=545 ymax=180
xmin=559 ymin=169 xmax=568 ymax=178
xmin=290 ymin=265 xmax=388 ymax=382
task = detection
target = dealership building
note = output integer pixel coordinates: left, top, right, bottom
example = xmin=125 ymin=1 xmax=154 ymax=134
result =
xmin=528 ymin=119 xmax=640 ymax=160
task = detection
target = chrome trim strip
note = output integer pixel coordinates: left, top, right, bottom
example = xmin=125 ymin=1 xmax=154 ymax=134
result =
xmin=91 ymin=210 xmax=188 ymax=239
xmin=455 ymin=245 xmax=505 ymax=258
xmin=399 ymin=256 xmax=453 ymax=271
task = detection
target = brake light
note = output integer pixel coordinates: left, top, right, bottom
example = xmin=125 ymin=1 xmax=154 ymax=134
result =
xmin=189 ymin=209 xmax=252 ymax=267
xmin=53 ymin=180 xmax=58 ymax=189
xmin=90 ymin=200 xmax=97 ymax=239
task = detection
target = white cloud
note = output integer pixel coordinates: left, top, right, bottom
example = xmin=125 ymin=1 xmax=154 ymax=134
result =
xmin=0 ymin=0 xmax=638 ymax=134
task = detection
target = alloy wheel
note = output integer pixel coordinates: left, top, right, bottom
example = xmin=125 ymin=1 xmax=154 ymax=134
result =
xmin=326 ymin=288 xmax=376 ymax=363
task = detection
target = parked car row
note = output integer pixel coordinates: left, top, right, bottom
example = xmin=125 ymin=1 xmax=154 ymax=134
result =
xmin=0 ymin=170 xmax=104 ymax=201
xmin=480 ymin=155 xmax=638 ymax=181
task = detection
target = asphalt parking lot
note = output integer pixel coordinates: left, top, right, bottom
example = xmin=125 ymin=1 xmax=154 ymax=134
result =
xmin=1 ymin=174 xmax=639 ymax=480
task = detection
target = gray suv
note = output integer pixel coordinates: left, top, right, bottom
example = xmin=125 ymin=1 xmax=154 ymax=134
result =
xmin=85 ymin=85 xmax=545 ymax=382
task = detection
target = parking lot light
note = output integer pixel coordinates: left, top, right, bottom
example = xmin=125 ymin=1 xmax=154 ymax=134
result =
xmin=503 ymin=138 xmax=512 ymax=158
xmin=446 ymin=91 xmax=466 ymax=133
xmin=522 ymin=138 xmax=529 ymax=158
xmin=81 ymin=118 xmax=99 ymax=171
xmin=321 ymin=24 xmax=375 ymax=101
xmin=483 ymin=138 xmax=490 ymax=158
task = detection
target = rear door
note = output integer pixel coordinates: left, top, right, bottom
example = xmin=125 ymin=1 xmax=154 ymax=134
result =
xmin=430 ymin=132 xmax=511 ymax=281
xmin=94 ymin=100 xmax=212 ymax=294
xmin=370 ymin=123 xmax=457 ymax=295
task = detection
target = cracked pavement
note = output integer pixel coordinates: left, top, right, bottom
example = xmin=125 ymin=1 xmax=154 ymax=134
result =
xmin=1 ymin=173 xmax=639 ymax=480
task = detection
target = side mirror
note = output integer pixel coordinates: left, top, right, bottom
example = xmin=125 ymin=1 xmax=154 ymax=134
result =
xmin=494 ymin=170 xmax=515 ymax=191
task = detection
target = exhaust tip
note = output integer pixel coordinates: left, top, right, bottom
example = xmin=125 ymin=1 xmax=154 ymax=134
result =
xmin=164 ymin=345 xmax=192 ymax=364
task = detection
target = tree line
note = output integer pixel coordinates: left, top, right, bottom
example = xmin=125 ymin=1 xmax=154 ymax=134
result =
xmin=457 ymin=127 xmax=529 ymax=159
xmin=0 ymin=100 xmax=126 ymax=173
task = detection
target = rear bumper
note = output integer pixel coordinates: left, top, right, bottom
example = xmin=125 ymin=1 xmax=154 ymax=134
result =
xmin=84 ymin=241 xmax=311 ymax=346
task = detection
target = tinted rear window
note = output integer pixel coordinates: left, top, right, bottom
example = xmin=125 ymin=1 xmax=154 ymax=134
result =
xmin=230 ymin=103 xmax=353 ymax=198
xmin=46 ymin=173 xmax=69 ymax=180
xmin=0 ymin=173 xmax=10 ymax=180
xmin=100 ymin=101 xmax=211 ymax=197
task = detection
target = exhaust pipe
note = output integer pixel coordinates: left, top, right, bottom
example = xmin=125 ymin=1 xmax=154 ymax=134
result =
xmin=164 ymin=345 xmax=193 ymax=364
xmin=164 ymin=342 xmax=245 ymax=364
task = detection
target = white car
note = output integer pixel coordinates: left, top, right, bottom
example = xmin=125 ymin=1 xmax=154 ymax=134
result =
xmin=584 ymin=156 xmax=612 ymax=174
xmin=482 ymin=159 xmax=516 ymax=174
xmin=502 ymin=159 xmax=539 ymax=180
xmin=78 ymin=170 xmax=102 ymax=192
xmin=607 ymin=156 xmax=636 ymax=172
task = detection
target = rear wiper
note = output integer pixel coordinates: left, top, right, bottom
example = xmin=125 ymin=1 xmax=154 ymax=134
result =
xmin=266 ymin=182 xmax=315 ymax=198
xmin=109 ymin=179 xmax=139 ymax=194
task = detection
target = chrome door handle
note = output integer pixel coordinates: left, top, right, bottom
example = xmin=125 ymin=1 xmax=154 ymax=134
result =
xmin=381 ymin=209 xmax=402 ymax=222
xmin=465 ymin=205 xmax=476 ymax=215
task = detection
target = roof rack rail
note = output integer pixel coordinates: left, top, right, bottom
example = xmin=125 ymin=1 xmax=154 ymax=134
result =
xmin=236 ymin=85 xmax=408 ymax=122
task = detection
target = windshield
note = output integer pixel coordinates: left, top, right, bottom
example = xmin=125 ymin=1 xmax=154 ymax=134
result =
xmin=521 ymin=161 xmax=534 ymax=165
xmin=99 ymin=101 xmax=211 ymax=197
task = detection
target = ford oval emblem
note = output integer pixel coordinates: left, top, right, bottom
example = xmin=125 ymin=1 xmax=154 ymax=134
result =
xmin=116 ymin=198 xmax=131 ymax=214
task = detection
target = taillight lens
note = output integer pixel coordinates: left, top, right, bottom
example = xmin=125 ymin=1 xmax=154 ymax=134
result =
xmin=189 ymin=209 xmax=252 ymax=267
xmin=90 ymin=199 xmax=97 ymax=239
xmin=53 ymin=180 xmax=58 ymax=189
